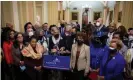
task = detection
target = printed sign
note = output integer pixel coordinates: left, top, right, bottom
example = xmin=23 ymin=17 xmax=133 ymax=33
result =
xmin=43 ymin=55 xmax=70 ymax=70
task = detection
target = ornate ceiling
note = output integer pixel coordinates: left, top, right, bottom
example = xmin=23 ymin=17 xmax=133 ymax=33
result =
xmin=63 ymin=1 xmax=116 ymax=10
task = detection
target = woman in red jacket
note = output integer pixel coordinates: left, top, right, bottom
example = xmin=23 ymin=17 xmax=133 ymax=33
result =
xmin=3 ymin=30 xmax=15 ymax=80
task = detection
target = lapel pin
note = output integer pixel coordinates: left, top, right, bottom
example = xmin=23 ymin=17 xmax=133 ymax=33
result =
xmin=113 ymin=57 xmax=115 ymax=59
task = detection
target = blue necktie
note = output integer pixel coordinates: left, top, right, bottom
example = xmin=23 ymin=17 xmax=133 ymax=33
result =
xmin=61 ymin=28 xmax=64 ymax=35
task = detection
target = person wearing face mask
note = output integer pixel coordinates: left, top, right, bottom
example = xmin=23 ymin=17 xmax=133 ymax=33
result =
xmin=21 ymin=36 xmax=45 ymax=80
xmin=24 ymin=22 xmax=36 ymax=45
xmin=59 ymin=20 xmax=66 ymax=37
xmin=71 ymin=27 xmax=77 ymax=44
xmin=127 ymin=28 xmax=133 ymax=48
xmin=107 ymin=22 xmax=117 ymax=45
xmin=99 ymin=40 xmax=126 ymax=80
xmin=70 ymin=32 xmax=90 ymax=80
xmin=24 ymin=28 xmax=35 ymax=45
xmin=94 ymin=18 xmax=108 ymax=37
xmin=48 ymin=25 xmax=65 ymax=80
xmin=89 ymin=33 xmax=108 ymax=80
xmin=48 ymin=25 xmax=65 ymax=55
xmin=62 ymin=24 xmax=75 ymax=56
xmin=35 ymin=28 xmax=48 ymax=55
xmin=112 ymin=32 xmax=128 ymax=57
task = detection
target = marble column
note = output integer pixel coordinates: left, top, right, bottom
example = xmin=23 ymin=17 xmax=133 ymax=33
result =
xmin=103 ymin=6 xmax=109 ymax=25
xmin=12 ymin=1 xmax=20 ymax=31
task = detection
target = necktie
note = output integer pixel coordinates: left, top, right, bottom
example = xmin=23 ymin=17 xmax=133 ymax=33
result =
xmin=61 ymin=28 xmax=64 ymax=35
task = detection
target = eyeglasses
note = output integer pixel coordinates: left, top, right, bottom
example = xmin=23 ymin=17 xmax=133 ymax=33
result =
xmin=10 ymin=33 xmax=14 ymax=35
xmin=17 ymin=36 xmax=23 ymax=38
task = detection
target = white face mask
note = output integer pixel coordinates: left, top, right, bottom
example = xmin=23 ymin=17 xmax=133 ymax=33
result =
xmin=96 ymin=22 xmax=100 ymax=26
xmin=28 ymin=31 xmax=34 ymax=37
xmin=109 ymin=47 xmax=115 ymax=50
xmin=129 ymin=35 xmax=133 ymax=41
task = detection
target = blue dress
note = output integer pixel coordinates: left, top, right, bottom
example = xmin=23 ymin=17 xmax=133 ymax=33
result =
xmin=99 ymin=51 xmax=126 ymax=80
xmin=90 ymin=43 xmax=108 ymax=70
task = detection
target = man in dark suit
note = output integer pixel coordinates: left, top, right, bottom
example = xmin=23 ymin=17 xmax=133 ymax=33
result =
xmin=48 ymin=25 xmax=65 ymax=54
xmin=94 ymin=18 xmax=108 ymax=37
xmin=42 ymin=23 xmax=51 ymax=38
xmin=59 ymin=20 xmax=65 ymax=37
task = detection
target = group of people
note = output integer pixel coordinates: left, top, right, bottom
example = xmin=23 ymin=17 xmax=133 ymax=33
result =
xmin=1 ymin=18 xmax=133 ymax=80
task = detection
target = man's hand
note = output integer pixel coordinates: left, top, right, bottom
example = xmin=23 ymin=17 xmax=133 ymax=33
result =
xmin=60 ymin=47 xmax=65 ymax=51
xmin=51 ymin=49 xmax=57 ymax=53
xmin=65 ymin=50 xmax=71 ymax=53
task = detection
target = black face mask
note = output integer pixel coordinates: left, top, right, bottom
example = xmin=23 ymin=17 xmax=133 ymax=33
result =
xmin=77 ymin=40 xmax=84 ymax=45
xmin=109 ymin=47 xmax=117 ymax=54
xmin=54 ymin=34 xmax=59 ymax=38
xmin=91 ymin=38 xmax=102 ymax=47
xmin=61 ymin=24 xmax=65 ymax=27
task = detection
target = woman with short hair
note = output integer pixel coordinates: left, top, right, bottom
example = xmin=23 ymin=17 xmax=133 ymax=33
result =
xmin=99 ymin=39 xmax=126 ymax=80
xmin=70 ymin=32 xmax=90 ymax=80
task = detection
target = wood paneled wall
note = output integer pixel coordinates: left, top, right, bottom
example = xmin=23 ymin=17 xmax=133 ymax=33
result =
xmin=1 ymin=1 xmax=14 ymax=27
xmin=121 ymin=1 xmax=133 ymax=29
xmin=48 ymin=1 xmax=58 ymax=26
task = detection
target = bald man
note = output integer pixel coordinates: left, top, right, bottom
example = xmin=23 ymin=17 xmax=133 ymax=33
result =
xmin=6 ymin=23 xmax=13 ymax=30
xmin=94 ymin=18 xmax=108 ymax=36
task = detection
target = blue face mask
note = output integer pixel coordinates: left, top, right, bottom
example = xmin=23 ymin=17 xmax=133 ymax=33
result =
xmin=20 ymin=66 xmax=26 ymax=71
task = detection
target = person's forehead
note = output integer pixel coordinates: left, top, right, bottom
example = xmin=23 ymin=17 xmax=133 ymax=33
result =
xmin=114 ymin=34 xmax=120 ymax=37
xmin=27 ymin=24 xmax=32 ymax=26
xmin=18 ymin=34 xmax=22 ymax=36
xmin=52 ymin=27 xmax=58 ymax=30
xmin=10 ymin=31 xmax=14 ymax=33
xmin=31 ymin=39 xmax=37 ymax=42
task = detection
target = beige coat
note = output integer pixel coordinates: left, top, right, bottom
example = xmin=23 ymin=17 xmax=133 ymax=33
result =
xmin=70 ymin=43 xmax=90 ymax=74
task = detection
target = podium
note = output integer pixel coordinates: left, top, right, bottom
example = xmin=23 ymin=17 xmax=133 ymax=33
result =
xmin=43 ymin=55 xmax=70 ymax=70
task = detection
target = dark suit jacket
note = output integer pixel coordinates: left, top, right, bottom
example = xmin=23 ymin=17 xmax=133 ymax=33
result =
xmin=99 ymin=25 xmax=108 ymax=32
xmin=63 ymin=35 xmax=74 ymax=51
xmin=48 ymin=36 xmax=65 ymax=52
xmin=59 ymin=27 xmax=65 ymax=37
xmin=93 ymin=25 xmax=108 ymax=36
xmin=12 ymin=45 xmax=24 ymax=66
xmin=44 ymin=30 xmax=51 ymax=38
